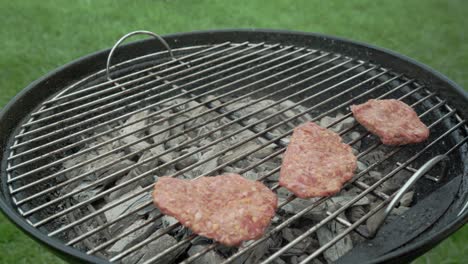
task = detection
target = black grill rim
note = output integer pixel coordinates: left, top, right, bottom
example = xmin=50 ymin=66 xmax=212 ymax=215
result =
xmin=0 ymin=29 xmax=466 ymax=264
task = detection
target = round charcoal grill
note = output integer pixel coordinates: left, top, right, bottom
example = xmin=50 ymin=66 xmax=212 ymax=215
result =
xmin=0 ymin=30 xmax=467 ymax=264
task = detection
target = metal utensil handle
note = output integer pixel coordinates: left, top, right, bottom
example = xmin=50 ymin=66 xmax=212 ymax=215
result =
xmin=369 ymin=154 xmax=449 ymax=237
xmin=106 ymin=30 xmax=177 ymax=81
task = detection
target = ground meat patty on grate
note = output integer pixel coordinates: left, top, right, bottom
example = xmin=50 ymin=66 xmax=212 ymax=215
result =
xmin=351 ymin=99 xmax=430 ymax=145
xmin=152 ymin=174 xmax=277 ymax=246
xmin=279 ymin=122 xmax=357 ymax=198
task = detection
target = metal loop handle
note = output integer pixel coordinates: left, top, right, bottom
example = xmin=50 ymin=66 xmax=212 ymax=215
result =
xmin=106 ymin=30 xmax=178 ymax=81
xmin=369 ymin=154 xmax=449 ymax=237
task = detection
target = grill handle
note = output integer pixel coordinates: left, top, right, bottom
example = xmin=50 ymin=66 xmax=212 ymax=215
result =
xmin=106 ymin=30 xmax=180 ymax=81
xmin=369 ymin=154 xmax=449 ymax=237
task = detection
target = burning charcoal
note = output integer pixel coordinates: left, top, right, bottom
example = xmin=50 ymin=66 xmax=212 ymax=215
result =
xmin=220 ymin=141 xmax=261 ymax=164
xmin=241 ymin=238 xmax=277 ymax=264
xmin=377 ymin=168 xmax=412 ymax=194
xmin=297 ymin=255 xmax=309 ymax=263
xmin=282 ymin=228 xmax=317 ymax=256
xmin=346 ymin=131 xmax=361 ymax=150
xmin=251 ymin=117 xmax=268 ymax=131
xmin=222 ymin=166 xmax=238 ymax=173
xmin=89 ymin=135 xmax=120 ymax=155
xmin=204 ymin=95 xmax=223 ymax=108
xmin=243 ymin=171 xmax=258 ymax=181
xmin=279 ymin=100 xmax=311 ymax=124
xmin=123 ymin=233 xmax=187 ymax=264
xmin=280 ymin=198 xmax=326 ymax=221
xmin=120 ymin=110 xmax=151 ymax=138
xmin=188 ymin=245 xmax=226 ymax=264
xmin=251 ymin=143 xmax=277 ymax=159
xmin=319 ymin=113 xmax=353 ymax=132
xmin=119 ymin=134 xmax=151 ymax=156
xmin=149 ymin=118 xmax=171 ymax=147
xmin=191 ymin=145 xmax=221 ymax=177
xmin=62 ymin=152 xmax=96 ymax=180
xmin=280 ymin=195 xmax=370 ymax=222
xmin=348 ymin=205 xmax=366 ymax=223
xmin=107 ymin=219 xmax=159 ymax=254
xmin=356 ymin=161 xmax=368 ymax=172
xmin=72 ymin=182 xmax=104 ymax=203
xmin=162 ymin=215 xmax=178 ymax=228
xmin=107 ymin=168 xmax=153 ymax=201
xmin=104 ymin=187 xmax=151 ymax=234
xmin=316 ymin=218 xmax=353 ymax=263
xmin=272 ymin=257 xmax=287 ymax=264
xmin=190 ymin=236 xmax=212 ymax=245
xmin=167 ymin=116 xmax=190 ymax=148
xmin=175 ymin=147 xmax=201 ymax=170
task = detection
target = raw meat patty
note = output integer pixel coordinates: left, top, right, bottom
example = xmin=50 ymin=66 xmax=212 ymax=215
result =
xmin=152 ymin=174 xmax=277 ymax=246
xmin=279 ymin=122 xmax=357 ymax=198
xmin=351 ymin=99 xmax=430 ymax=145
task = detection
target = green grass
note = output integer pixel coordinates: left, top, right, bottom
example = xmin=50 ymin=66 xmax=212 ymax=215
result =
xmin=0 ymin=0 xmax=467 ymax=263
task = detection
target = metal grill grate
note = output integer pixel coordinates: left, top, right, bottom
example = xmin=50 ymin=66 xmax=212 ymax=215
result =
xmin=6 ymin=38 xmax=468 ymax=264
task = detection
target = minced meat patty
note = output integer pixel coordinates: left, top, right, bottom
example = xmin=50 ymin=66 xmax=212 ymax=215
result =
xmin=351 ymin=99 xmax=429 ymax=145
xmin=152 ymin=174 xmax=277 ymax=246
xmin=279 ymin=122 xmax=357 ymax=198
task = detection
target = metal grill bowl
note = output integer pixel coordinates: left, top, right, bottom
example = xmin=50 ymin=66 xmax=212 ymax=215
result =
xmin=0 ymin=29 xmax=467 ymax=264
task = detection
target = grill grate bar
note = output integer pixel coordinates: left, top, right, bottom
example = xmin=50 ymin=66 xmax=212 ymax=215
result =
xmin=108 ymin=83 xmax=436 ymax=262
xmin=30 ymin=58 xmax=359 ymax=226
xmin=11 ymin=49 xmax=330 ymax=196
xmin=41 ymin=43 xmax=231 ymax=105
xmin=33 ymin=44 xmax=232 ymax=116
xmin=260 ymin=119 xmax=466 ymax=264
xmin=224 ymin=110 xmax=461 ymax=264
xmin=9 ymin=44 xmax=303 ymax=161
xmin=21 ymin=42 xmax=256 ymax=128
xmin=18 ymin=42 xmax=261 ymax=132
xmin=33 ymin=58 xmax=360 ymax=234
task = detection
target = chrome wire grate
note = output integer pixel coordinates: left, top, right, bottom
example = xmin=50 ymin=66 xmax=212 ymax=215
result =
xmin=5 ymin=34 xmax=468 ymax=264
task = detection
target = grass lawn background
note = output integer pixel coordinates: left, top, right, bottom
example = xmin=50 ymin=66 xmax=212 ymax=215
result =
xmin=0 ymin=0 xmax=466 ymax=263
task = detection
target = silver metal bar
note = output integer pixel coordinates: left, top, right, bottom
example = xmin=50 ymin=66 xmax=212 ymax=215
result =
xmin=107 ymin=80 xmax=434 ymax=262
xmin=39 ymin=59 xmax=360 ymax=234
xmin=259 ymin=118 xmax=465 ymax=264
xmin=20 ymin=42 xmax=256 ymax=129
xmin=33 ymin=44 xmax=230 ymax=117
xmin=9 ymin=44 xmax=301 ymax=159
xmin=368 ymin=155 xmax=449 ymax=237
xmin=30 ymin=43 xmax=253 ymax=119
xmin=40 ymin=44 xmax=230 ymax=106
xmin=10 ymin=49 xmax=326 ymax=193
xmin=179 ymin=244 xmax=217 ymax=264
xmin=105 ymin=30 xmax=179 ymax=81
xmin=139 ymin=235 xmax=196 ymax=264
